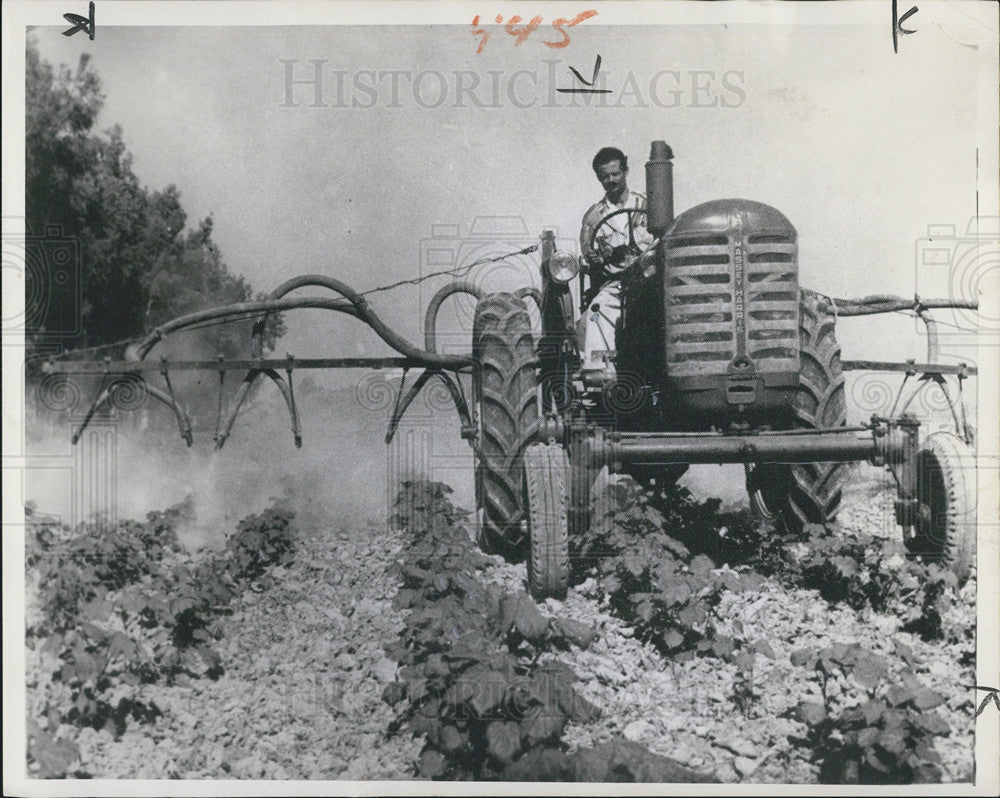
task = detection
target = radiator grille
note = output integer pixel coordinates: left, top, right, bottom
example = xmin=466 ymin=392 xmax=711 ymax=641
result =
xmin=664 ymin=226 xmax=799 ymax=377
xmin=745 ymin=233 xmax=799 ymax=368
xmin=665 ymin=235 xmax=734 ymax=369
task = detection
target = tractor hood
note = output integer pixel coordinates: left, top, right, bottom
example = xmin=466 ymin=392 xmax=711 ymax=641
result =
xmin=659 ymin=196 xmax=801 ymax=425
xmin=668 ymin=199 xmax=796 ymax=240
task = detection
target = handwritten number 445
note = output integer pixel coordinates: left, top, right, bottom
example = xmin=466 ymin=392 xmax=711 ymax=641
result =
xmin=472 ymin=10 xmax=598 ymax=54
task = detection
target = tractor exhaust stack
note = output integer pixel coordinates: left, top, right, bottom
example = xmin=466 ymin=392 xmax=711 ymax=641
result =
xmin=645 ymin=140 xmax=674 ymax=235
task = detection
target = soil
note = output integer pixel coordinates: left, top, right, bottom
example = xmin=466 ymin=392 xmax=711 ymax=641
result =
xmin=29 ymin=465 xmax=976 ymax=783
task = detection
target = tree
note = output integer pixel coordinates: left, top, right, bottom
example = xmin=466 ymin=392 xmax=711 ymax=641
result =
xmin=24 ymin=39 xmax=282 ymax=376
xmin=145 ymin=216 xmax=277 ymax=362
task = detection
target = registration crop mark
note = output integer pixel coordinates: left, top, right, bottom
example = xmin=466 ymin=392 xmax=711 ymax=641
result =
xmin=470 ymin=10 xmax=598 ymax=54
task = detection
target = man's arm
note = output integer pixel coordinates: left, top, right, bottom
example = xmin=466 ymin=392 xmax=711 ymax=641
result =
xmin=580 ymin=202 xmax=604 ymax=265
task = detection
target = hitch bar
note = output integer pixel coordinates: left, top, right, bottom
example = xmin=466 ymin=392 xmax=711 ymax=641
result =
xmin=602 ymin=427 xmax=906 ymax=466
xmin=597 ymin=418 xmax=923 ymax=528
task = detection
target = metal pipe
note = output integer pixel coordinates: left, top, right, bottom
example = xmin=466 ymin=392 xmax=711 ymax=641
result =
xmin=617 ymin=425 xmax=873 ymax=438
xmin=832 ymin=295 xmax=978 ymax=316
xmin=215 ymin=371 xmax=258 ymax=449
xmin=48 ymin=357 xmax=462 ymax=373
xmin=515 ymin=285 xmax=543 ymax=312
xmin=261 ymin=368 xmax=301 ymax=448
xmin=130 ymin=297 xmax=358 ymax=359
xmin=841 ymin=360 xmax=975 ymax=376
xmin=213 ymin=367 xmax=301 ymax=449
xmin=144 ymin=383 xmax=193 ymax=446
xmin=917 ymin=308 xmax=940 ymax=363
xmin=214 ymin=365 xmax=226 ymax=444
xmin=129 ymin=283 xmax=473 ymax=369
xmin=384 ymin=368 xmax=475 ymax=445
xmin=71 ymin=380 xmax=193 ymax=446
xmin=608 ymin=432 xmax=888 ymax=465
xmin=424 ymin=281 xmax=483 ymax=354
xmin=931 ymin=375 xmax=964 ymax=440
xmin=71 ymin=383 xmax=113 ymax=445
xmin=251 ymin=274 xmax=471 ymax=369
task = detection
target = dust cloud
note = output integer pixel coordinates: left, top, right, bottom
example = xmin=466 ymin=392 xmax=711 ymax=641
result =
xmin=23 ymin=372 xmax=475 ymax=552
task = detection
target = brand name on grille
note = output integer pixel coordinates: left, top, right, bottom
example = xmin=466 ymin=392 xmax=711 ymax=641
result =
xmin=733 ymin=241 xmax=745 ymax=335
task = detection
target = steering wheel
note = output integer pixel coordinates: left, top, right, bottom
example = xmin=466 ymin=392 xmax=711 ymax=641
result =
xmin=587 ymin=207 xmax=649 ymax=270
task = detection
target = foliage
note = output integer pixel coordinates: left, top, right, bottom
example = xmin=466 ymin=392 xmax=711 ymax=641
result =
xmin=225 ymin=500 xmax=297 ymax=583
xmin=385 ymin=480 xmax=603 ymax=780
xmin=390 ymin=479 xmax=472 ymax=531
xmin=790 ymin=642 xmax=950 ymax=784
xmin=573 ymin=477 xmax=766 ymax=662
xmin=25 ymin=498 xmax=296 ymax=776
xmin=679 ymin=505 xmax=970 ymax=647
xmin=24 ymin=39 xmax=283 ymax=376
xmin=27 ymin=719 xmax=83 ymax=780
xmin=781 ymin=524 xmax=965 ymax=644
xmin=28 ymin=501 xmax=191 ymax=637
xmin=387 ymin=479 xmax=714 ymax=782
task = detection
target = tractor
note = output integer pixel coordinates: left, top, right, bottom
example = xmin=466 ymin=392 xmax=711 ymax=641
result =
xmin=467 ymin=141 xmax=978 ymax=599
xmin=44 ymin=141 xmax=978 ymax=601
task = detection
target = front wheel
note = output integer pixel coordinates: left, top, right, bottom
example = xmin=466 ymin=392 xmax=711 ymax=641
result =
xmin=908 ymin=432 xmax=976 ymax=582
xmin=524 ymin=442 xmax=570 ymax=600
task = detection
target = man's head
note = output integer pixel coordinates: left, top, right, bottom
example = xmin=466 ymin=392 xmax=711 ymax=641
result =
xmin=592 ymin=147 xmax=628 ymax=202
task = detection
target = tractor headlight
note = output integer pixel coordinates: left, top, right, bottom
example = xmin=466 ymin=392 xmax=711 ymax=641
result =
xmin=547 ymin=251 xmax=580 ymax=284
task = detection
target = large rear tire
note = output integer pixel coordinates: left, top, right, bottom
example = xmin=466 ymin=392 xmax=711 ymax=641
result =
xmin=908 ymin=432 xmax=976 ymax=582
xmin=473 ymin=294 xmax=539 ymax=560
xmin=525 ymin=443 xmax=570 ymax=600
xmin=746 ymin=289 xmax=848 ymax=533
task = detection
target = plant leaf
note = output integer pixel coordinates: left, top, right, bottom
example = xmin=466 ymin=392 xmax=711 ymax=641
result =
xmin=689 ymin=554 xmax=715 ymax=576
xmin=461 ymin=666 xmax=511 ymax=716
xmin=790 ymin=648 xmax=817 ymax=669
xmin=418 ymin=749 xmax=446 ymax=778
xmin=520 ymin=703 xmax=567 ymax=745
xmin=549 ymin=617 xmax=598 ymax=650
xmin=754 ymin=640 xmax=776 ymax=659
xmin=486 ymin=721 xmax=522 ymax=763
xmin=857 ymin=727 xmax=879 ymax=748
xmin=886 ymin=685 xmax=915 ymax=707
xmin=878 ymin=730 xmax=907 ymax=755
xmin=439 ymin=723 xmax=467 ymax=752
xmin=851 ymin=653 xmax=887 ymax=690
xmin=508 ymin=592 xmax=549 ymax=644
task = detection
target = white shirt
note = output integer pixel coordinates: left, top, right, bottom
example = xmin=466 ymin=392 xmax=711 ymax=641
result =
xmin=579 ymin=190 xmax=651 ymax=274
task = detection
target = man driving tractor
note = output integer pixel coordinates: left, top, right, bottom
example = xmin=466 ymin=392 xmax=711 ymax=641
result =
xmin=578 ymin=146 xmax=655 ymax=380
